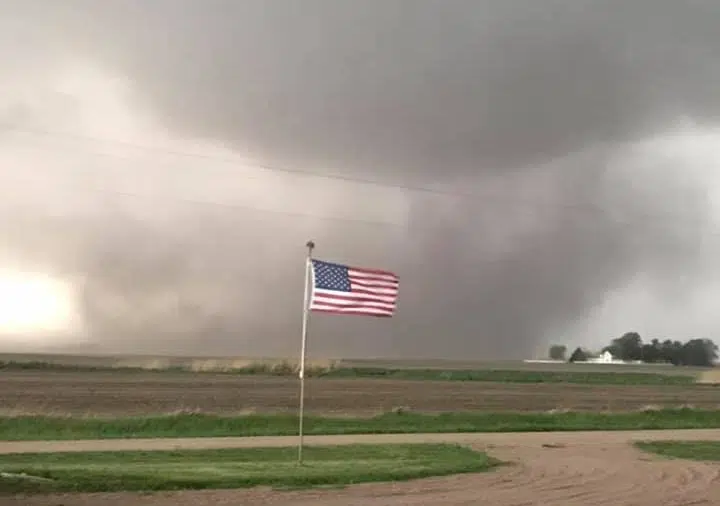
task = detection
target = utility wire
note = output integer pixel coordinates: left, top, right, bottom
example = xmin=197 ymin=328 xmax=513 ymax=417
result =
xmin=1 ymin=123 xmax=470 ymax=197
xmin=0 ymin=172 xmax=401 ymax=229
xmin=1 ymin=123 xmax=716 ymax=236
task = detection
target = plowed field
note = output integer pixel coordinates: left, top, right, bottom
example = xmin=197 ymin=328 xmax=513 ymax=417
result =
xmin=1 ymin=370 xmax=717 ymax=415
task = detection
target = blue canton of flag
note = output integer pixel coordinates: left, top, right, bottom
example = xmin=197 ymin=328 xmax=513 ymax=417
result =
xmin=313 ymin=261 xmax=352 ymax=292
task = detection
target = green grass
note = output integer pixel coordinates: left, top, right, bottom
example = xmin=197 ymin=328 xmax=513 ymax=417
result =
xmin=635 ymin=440 xmax=720 ymax=461
xmin=0 ymin=444 xmax=497 ymax=494
xmin=2 ymin=409 xmax=720 ymax=441
xmin=0 ymin=360 xmax=699 ymax=385
xmin=0 ymin=361 xmax=142 ymax=373
xmin=322 ymin=367 xmax=696 ymax=385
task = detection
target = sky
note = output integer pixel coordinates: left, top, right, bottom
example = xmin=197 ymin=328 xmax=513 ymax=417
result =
xmin=1 ymin=0 xmax=720 ymax=358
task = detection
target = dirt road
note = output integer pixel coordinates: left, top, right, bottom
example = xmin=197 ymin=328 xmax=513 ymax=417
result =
xmin=6 ymin=429 xmax=720 ymax=505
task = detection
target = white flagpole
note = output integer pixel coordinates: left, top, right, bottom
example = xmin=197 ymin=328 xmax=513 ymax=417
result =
xmin=297 ymin=240 xmax=315 ymax=464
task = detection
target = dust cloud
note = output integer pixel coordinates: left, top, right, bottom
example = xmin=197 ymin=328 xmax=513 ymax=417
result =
xmin=1 ymin=1 xmax=720 ymax=358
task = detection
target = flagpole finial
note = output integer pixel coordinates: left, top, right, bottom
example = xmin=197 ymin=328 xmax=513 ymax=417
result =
xmin=306 ymin=240 xmax=315 ymax=251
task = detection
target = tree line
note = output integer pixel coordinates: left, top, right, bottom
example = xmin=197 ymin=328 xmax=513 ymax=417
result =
xmin=549 ymin=332 xmax=718 ymax=367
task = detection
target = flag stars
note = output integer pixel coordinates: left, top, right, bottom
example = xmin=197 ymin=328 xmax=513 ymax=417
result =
xmin=312 ymin=260 xmax=352 ymax=291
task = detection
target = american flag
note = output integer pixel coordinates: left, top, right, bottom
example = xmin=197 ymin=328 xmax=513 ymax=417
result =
xmin=308 ymin=259 xmax=399 ymax=317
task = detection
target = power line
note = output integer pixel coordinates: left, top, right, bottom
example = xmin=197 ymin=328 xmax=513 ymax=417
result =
xmin=1 ymin=123 xmax=694 ymax=211
xmin=4 ymin=168 xmax=718 ymax=249
xmin=1 ymin=123 xmax=466 ymax=197
xmin=1 ymin=123 xmax=717 ymax=235
xmin=0 ymin=172 xmax=403 ymax=229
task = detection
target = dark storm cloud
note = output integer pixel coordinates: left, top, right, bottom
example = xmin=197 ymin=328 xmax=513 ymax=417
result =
xmin=1 ymin=0 xmax=720 ymax=357
xmin=67 ymin=0 xmax=720 ymax=174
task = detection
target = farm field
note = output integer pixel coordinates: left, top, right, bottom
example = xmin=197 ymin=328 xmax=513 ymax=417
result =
xmin=340 ymin=357 xmax=710 ymax=375
xmin=2 ymin=353 xmax=720 ymax=504
xmin=0 ymin=352 xmax=710 ymax=376
xmin=1 ymin=369 xmax=719 ymax=416
xmin=0 ymin=352 xmax=717 ymax=416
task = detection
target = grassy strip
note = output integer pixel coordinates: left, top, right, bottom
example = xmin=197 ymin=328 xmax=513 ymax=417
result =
xmin=0 ymin=361 xmax=147 ymax=373
xmin=635 ymin=440 xmax=720 ymax=461
xmin=0 ymin=360 xmax=697 ymax=385
xmin=0 ymin=444 xmax=497 ymax=494
xmin=322 ymin=367 xmax=696 ymax=385
xmin=1 ymin=409 xmax=719 ymax=441
xmin=0 ymin=360 xmax=333 ymax=376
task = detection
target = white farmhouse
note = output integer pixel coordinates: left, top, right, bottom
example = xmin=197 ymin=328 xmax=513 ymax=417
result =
xmin=586 ymin=350 xmax=617 ymax=364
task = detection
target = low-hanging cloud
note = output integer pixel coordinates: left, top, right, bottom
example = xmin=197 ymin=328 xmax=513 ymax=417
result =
xmin=1 ymin=0 xmax=720 ymax=358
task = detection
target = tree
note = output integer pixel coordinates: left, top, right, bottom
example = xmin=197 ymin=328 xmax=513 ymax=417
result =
xmin=604 ymin=332 xmax=643 ymax=361
xmin=681 ymin=339 xmax=718 ymax=367
xmin=548 ymin=344 xmax=567 ymax=361
xmin=568 ymin=347 xmax=588 ymax=363
xmin=600 ymin=335 xmax=718 ymax=367
xmin=641 ymin=338 xmax=662 ymax=363
xmin=659 ymin=340 xmax=684 ymax=365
